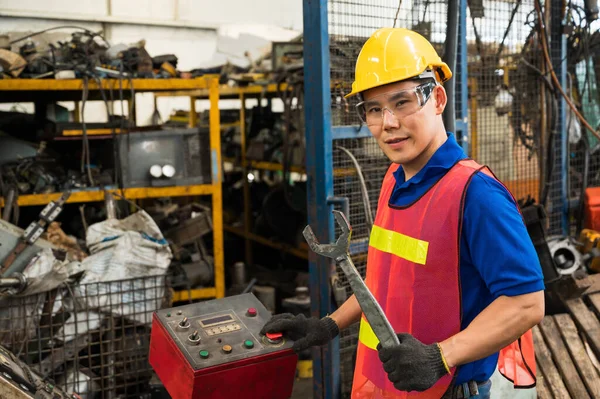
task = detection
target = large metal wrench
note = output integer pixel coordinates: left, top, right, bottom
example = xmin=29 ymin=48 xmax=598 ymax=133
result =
xmin=303 ymin=210 xmax=400 ymax=349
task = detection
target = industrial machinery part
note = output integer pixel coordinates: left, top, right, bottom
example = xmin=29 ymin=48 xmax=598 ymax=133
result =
xmin=303 ymin=210 xmax=400 ymax=349
xmin=579 ymin=229 xmax=600 ymax=273
xmin=118 ymin=128 xmax=211 ymax=188
xmin=282 ymin=286 xmax=310 ymax=317
xmin=0 ymin=220 xmax=55 ymax=280
xmin=584 ymin=0 xmax=599 ymax=21
xmin=520 ymin=202 xmax=561 ymax=284
xmin=0 ymin=191 xmax=70 ymax=276
xmin=547 ymin=236 xmax=585 ymax=276
xmin=104 ymin=191 xmax=117 ymax=220
xmin=0 ymin=49 xmax=27 ymax=77
xmin=164 ymin=204 xmax=213 ymax=247
xmin=0 ymin=344 xmax=79 ymax=398
xmin=0 ymin=273 xmax=27 ymax=294
xmin=149 ymin=293 xmax=297 ymax=399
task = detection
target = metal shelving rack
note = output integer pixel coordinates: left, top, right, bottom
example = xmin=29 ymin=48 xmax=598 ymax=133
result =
xmin=156 ymin=82 xmax=316 ymax=265
xmin=0 ymin=76 xmax=225 ymax=301
xmin=156 ymin=82 xmax=359 ymax=267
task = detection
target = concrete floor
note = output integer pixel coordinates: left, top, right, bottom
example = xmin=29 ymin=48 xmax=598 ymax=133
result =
xmin=490 ymin=368 xmax=536 ymax=399
xmin=290 ymin=378 xmax=313 ymax=399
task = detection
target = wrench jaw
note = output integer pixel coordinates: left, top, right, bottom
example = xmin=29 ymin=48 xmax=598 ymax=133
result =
xmin=302 ymin=226 xmax=343 ymax=259
xmin=302 ymin=210 xmax=352 ymax=261
xmin=302 ymin=210 xmax=353 ymax=260
xmin=332 ymin=210 xmax=352 ymax=239
xmin=302 ymin=225 xmax=324 ymax=254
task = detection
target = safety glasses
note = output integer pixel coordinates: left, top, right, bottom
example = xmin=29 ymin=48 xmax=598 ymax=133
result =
xmin=355 ymin=82 xmax=436 ymax=126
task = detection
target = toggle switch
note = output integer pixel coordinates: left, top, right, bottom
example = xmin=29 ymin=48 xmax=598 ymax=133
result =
xmin=178 ymin=317 xmax=190 ymax=330
xmin=188 ymin=330 xmax=201 ymax=345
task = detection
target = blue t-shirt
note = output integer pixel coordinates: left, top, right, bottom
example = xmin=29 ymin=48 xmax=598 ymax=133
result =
xmin=389 ymin=133 xmax=544 ymax=384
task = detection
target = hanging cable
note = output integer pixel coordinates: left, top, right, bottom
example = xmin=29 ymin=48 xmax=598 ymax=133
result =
xmin=534 ymin=0 xmax=600 ymax=139
xmin=336 ymin=146 xmax=374 ymax=230
xmin=393 ymin=0 xmax=403 ymax=28
xmin=9 ymin=25 xmax=110 ymax=46
xmin=495 ymin=0 xmax=523 ymax=61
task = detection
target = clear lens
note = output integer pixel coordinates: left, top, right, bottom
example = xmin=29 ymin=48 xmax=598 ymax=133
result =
xmin=356 ymin=82 xmax=434 ymax=125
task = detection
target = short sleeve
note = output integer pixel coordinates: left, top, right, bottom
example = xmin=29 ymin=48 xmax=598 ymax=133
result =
xmin=462 ymin=172 xmax=545 ymax=298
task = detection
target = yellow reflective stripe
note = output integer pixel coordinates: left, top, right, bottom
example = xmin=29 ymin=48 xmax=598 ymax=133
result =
xmin=369 ymin=225 xmax=428 ymax=264
xmin=358 ymin=318 xmax=379 ymax=350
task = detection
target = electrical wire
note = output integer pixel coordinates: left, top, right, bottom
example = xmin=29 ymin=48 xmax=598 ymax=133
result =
xmin=495 ymin=0 xmax=522 ymax=61
xmin=335 ymin=146 xmax=374 ymax=230
xmin=393 ymin=0 xmax=403 ymax=28
xmin=9 ymin=25 xmax=110 ymax=47
xmin=534 ymin=0 xmax=600 ymax=139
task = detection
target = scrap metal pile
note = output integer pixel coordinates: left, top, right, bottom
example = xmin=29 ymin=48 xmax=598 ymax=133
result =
xmin=0 ymin=27 xmax=181 ymax=80
xmin=0 ymin=193 xmax=175 ymax=398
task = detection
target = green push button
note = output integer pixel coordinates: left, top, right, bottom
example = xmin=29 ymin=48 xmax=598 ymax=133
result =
xmin=199 ymin=350 xmax=209 ymax=359
xmin=244 ymin=340 xmax=254 ymax=349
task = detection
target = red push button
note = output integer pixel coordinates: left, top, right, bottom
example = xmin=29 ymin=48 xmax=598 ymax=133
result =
xmin=266 ymin=332 xmax=283 ymax=344
xmin=247 ymin=308 xmax=257 ymax=317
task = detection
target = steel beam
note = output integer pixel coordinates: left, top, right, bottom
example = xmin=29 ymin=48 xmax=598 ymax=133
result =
xmin=303 ymin=0 xmax=340 ymax=398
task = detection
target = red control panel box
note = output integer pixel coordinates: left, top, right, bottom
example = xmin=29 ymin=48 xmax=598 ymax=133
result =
xmin=149 ymin=293 xmax=298 ymax=399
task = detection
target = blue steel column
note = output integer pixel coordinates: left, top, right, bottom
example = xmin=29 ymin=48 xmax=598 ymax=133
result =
xmin=456 ymin=0 xmax=469 ymax=153
xmin=303 ymin=1 xmax=340 ymax=399
xmin=550 ymin=0 xmax=569 ymax=234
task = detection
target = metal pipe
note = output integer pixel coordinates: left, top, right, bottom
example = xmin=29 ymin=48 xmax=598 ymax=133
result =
xmin=443 ymin=0 xmax=459 ymax=134
xmin=2 ymin=188 xmax=15 ymax=222
xmin=0 ymin=277 xmax=23 ymax=288
xmin=104 ymin=191 xmax=117 ymax=220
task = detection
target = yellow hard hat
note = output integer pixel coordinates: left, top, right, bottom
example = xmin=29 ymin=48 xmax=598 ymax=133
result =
xmin=345 ymin=27 xmax=452 ymax=98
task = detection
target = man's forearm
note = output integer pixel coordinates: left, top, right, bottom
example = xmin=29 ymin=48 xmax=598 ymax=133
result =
xmin=329 ymin=294 xmax=362 ymax=330
xmin=439 ymin=291 xmax=544 ymax=368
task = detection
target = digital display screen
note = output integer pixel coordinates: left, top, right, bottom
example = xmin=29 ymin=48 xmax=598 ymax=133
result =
xmin=200 ymin=315 xmax=233 ymax=326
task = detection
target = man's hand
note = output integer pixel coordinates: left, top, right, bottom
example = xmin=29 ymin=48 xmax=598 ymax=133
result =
xmin=260 ymin=313 xmax=339 ymax=352
xmin=377 ymin=333 xmax=450 ymax=392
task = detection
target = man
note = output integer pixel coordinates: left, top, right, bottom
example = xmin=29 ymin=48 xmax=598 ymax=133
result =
xmin=261 ymin=28 xmax=545 ymax=399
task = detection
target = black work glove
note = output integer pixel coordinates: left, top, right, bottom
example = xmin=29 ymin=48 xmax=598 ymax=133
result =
xmin=377 ymin=333 xmax=450 ymax=392
xmin=260 ymin=313 xmax=339 ymax=352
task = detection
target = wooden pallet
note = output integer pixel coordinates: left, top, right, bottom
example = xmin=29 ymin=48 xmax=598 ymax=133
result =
xmin=534 ymin=292 xmax=600 ymax=398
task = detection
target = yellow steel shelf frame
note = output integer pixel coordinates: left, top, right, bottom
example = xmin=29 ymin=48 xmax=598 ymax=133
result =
xmin=0 ymin=78 xmax=210 ymax=92
xmin=157 ymin=82 xmax=310 ymax=265
xmin=154 ymin=82 xmax=289 ymax=100
xmin=0 ymin=185 xmax=215 ymax=207
xmin=0 ymin=75 xmax=225 ymax=301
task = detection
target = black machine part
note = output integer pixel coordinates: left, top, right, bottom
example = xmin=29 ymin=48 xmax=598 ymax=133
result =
xmin=584 ymin=0 xmax=599 ymax=21
xmin=547 ymin=237 xmax=584 ymax=275
xmin=118 ymin=128 xmax=211 ymax=188
xmin=0 ymin=191 xmax=70 ymax=276
xmin=520 ymin=203 xmax=561 ymax=284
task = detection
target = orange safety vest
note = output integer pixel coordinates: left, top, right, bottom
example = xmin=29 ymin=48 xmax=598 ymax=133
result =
xmin=351 ymin=159 xmax=536 ymax=399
